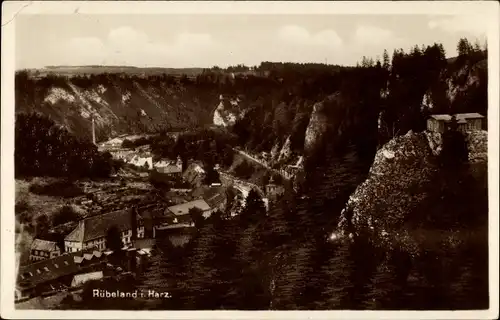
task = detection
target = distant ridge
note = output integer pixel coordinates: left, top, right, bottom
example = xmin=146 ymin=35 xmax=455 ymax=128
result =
xmin=44 ymin=65 xmax=140 ymax=69
xmin=22 ymin=65 xmax=206 ymax=77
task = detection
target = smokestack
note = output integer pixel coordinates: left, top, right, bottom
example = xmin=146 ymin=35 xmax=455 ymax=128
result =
xmin=92 ymin=116 xmax=96 ymax=145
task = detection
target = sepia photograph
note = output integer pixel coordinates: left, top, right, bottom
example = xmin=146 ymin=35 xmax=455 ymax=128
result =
xmin=1 ymin=1 xmax=499 ymax=319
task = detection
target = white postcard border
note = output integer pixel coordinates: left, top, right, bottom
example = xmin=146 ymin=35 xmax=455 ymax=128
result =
xmin=2 ymin=1 xmax=499 ymax=319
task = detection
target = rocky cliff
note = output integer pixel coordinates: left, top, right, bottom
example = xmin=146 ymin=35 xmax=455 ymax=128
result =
xmin=212 ymin=95 xmax=244 ymax=127
xmin=303 ymin=94 xmax=338 ymax=154
xmin=15 ymin=73 xmax=218 ymax=142
xmin=335 ymin=129 xmax=488 ymax=249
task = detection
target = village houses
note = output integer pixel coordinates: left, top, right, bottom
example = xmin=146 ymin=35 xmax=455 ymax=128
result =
xmin=427 ymin=113 xmax=485 ymax=134
xmin=154 ymin=155 xmax=183 ymax=177
xmin=165 ymin=199 xmax=215 ymax=224
xmin=64 ymin=209 xmax=145 ymax=253
xmin=129 ymin=153 xmax=154 ymax=169
xmin=29 ymin=239 xmax=62 ymax=262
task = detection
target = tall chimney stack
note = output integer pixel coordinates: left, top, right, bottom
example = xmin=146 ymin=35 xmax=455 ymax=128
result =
xmin=91 ymin=116 xmax=96 ymax=145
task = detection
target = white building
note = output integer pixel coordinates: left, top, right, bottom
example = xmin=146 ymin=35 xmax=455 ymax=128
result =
xmin=29 ymin=239 xmax=61 ymax=262
xmin=129 ymin=154 xmax=153 ymax=169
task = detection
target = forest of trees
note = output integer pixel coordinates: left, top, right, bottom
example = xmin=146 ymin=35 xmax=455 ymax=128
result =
xmin=229 ymin=38 xmax=487 ymax=165
xmin=134 ymin=38 xmax=487 ymax=310
xmin=122 ymin=127 xmax=486 ymax=311
xmin=15 ymin=112 xmax=120 ymax=179
xmin=17 ymin=37 xmax=489 ymax=310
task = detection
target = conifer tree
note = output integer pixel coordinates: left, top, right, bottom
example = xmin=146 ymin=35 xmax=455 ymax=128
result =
xmin=317 ymin=240 xmax=355 ymax=309
xmin=363 ymin=259 xmax=398 ymax=309
xmin=382 ymin=49 xmax=390 ymax=69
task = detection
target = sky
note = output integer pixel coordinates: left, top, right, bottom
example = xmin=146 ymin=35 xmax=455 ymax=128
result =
xmin=15 ymin=14 xmax=488 ymax=69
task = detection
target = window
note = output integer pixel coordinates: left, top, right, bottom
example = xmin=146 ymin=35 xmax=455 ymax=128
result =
xmin=43 ymin=267 xmax=49 ymax=272
xmin=54 ymin=263 xmax=59 ymax=268
xmin=28 ymin=272 xmax=33 ymax=277
xmin=36 ymin=269 xmax=41 ymax=274
xmin=64 ymin=261 xmax=69 ymax=266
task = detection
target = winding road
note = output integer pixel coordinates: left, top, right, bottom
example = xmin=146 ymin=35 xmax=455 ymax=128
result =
xmin=233 ymin=148 xmax=292 ymax=181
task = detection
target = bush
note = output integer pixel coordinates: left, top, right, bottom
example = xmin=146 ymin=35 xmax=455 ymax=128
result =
xmin=122 ymin=139 xmax=134 ymax=148
xmin=52 ymin=205 xmax=81 ymax=226
xmin=35 ymin=214 xmax=51 ymax=238
xmin=15 ymin=199 xmax=32 ymax=224
xmin=233 ymin=161 xmax=256 ymax=179
xmin=29 ymin=180 xmax=84 ymax=198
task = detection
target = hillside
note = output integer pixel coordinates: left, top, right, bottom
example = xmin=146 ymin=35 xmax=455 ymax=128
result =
xmin=16 ymin=45 xmax=487 ymax=176
xmin=15 ymin=71 xmax=220 ymax=141
xmin=15 ymin=38 xmax=490 ymax=310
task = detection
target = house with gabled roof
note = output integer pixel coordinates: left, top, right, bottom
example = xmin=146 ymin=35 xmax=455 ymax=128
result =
xmin=29 ymin=239 xmax=62 ymax=262
xmin=427 ymin=113 xmax=485 ymax=133
xmin=166 ymin=199 xmax=214 ymax=223
xmin=155 ymin=156 xmax=183 ymax=176
xmin=192 ymin=186 xmax=227 ymax=213
xmin=129 ymin=154 xmax=153 ymax=169
xmin=64 ymin=209 xmax=145 ymax=253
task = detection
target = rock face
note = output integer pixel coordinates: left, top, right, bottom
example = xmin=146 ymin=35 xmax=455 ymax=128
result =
xmin=335 ymin=129 xmax=488 ymax=246
xmin=446 ymin=59 xmax=486 ymax=105
xmin=422 ymin=57 xmax=487 ymax=113
xmin=16 ymin=75 xmax=218 ymax=142
xmin=336 ymin=131 xmax=435 ymax=241
xmin=465 ymin=130 xmax=488 ymax=162
xmin=277 ymin=136 xmax=292 ymax=163
xmin=213 ymin=95 xmax=243 ymax=127
xmin=304 ymin=97 xmax=332 ymax=153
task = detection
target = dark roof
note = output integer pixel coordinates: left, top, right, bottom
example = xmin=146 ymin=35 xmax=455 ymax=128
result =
xmin=138 ymin=207 xmax=166 ymax=220
xmin=17 ymin=249 xmax=104 ymax=290
xmin=65 ymin=209 xmax=141 ymax=243
xmin=203 ymin=187 xmax=226 ymax=208
xmin=183 ymin=163 xmax=206 ymax=184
